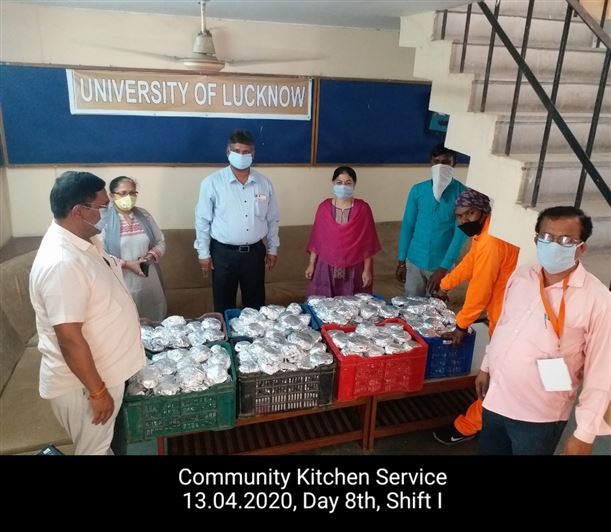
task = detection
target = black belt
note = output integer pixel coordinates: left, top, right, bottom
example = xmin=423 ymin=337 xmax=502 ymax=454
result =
xmin=213 ymin=239 xmax=262 ymax=253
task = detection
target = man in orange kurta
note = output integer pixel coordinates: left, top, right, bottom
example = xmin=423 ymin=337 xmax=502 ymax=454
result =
xmin=432 ymin=188 xmax=519 ymax=445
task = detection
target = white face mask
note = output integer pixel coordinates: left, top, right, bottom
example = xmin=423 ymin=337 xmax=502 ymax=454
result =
xmin=94 ymin=207 xmax=110 ymax=232
xmin=431 ymin=164 xmax=454 ymax=202
xmin=80 ymin=204 xmax=109 ymax=233
xmin=228 ymin=151 xmax=253 ymax=170
xmin=537 ymin=241 xmax=581 ymax=274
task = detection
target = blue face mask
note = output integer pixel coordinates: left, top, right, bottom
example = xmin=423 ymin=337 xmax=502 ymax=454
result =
xmin=536 ymin=241 xmax=579 ymax=274
xmin=333 ymin=184 xmax=354 ymax=199
xmin=228 ymin=151 xmax=253 ymax=170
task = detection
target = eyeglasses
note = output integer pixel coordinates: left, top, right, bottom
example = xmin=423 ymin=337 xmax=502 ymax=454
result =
xmin=112 ymin=191 xmax=138 ymax=197
xmin=535 ymin=232 xmax=582 ymax=247
xmin=82 ymin=203 xmax=109 ymax=213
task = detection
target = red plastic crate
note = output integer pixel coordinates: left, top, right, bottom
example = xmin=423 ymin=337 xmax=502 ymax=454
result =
xmin=321 ymin=318 xmax=428 ymax=401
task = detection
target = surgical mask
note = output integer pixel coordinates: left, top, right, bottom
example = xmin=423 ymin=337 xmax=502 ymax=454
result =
xmin=431 ymin=164 xmax=454 ymax=202
xmin=114 ymin=195 xmax=137 ymax=211
xmin=228 ymin=151 xmax=253 ymax=170
xmin=80 ymin=205 xmax=109 ymax=233
xmin=94 ymin=207 xmax=110 ymax=232
xmin=458 ymin=219 xmax=483 ymax=237
xmin=333 ymin=184 xmax=354 ymax=199
xmin=537 ymin=241 xmax=579 ymax=274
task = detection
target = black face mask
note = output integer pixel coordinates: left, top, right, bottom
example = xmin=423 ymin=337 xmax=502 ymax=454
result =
xmin=458 ymin=220 xmax=483 ymax=237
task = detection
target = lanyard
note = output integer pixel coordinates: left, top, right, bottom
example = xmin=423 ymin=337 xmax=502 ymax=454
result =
xmin=539 ymin=273 xmax=569 ymax=342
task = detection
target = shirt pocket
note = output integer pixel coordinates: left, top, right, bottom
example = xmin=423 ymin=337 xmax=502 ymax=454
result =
xmin=254 ymin=193 xmax=269 ymax=219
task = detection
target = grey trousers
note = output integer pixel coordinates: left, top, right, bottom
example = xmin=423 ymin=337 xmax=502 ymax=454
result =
xmin=404 ymin=260 xmax=434 ymax=297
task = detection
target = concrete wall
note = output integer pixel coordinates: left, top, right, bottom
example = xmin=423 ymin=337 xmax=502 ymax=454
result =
xmin=583 ymin=0 xmax=611 ymax=20
xmin=0 ymin=167 xmax=12 ymax=247
xmin=5 ymin=166 xmax=468 ymax=236
xmin=0 ymin=2 xmax=460 ymax=237
xmin=400 ymin=12 xmax=536 ymax=263
xmin=0 ymin=2 xmax=417 ymax=79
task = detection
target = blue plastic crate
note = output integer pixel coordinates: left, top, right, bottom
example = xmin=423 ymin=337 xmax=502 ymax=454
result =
xmin=224 ymin=308 xmax=241 ymax=329
xmin=424 ymin=330 xmax=476 ymax=379
xmin=305 ymin=305 xmax=323 ymax=330
xmin=225 ymin=304 xmax=314 ymax=336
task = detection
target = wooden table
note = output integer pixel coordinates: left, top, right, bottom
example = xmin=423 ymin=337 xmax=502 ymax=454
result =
xmin=163 ymin=396 xmax=371 ymax=455
xmin=161 ymin=375 xmax=476 ymax=455
xmin=365 ymin=375 xmax=477 ymax=450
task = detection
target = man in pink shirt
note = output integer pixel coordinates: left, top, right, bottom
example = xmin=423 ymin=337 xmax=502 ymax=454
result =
xmin=477 ymin=206 xmax=611 ymax=455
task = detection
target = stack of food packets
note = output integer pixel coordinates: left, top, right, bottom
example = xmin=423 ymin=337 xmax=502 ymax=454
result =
xmin=140 ymin=315 xmax=225 ymax=352
xmin=128 ymin=343 xmax=232 ymax=397
xmin=229 ymin=303 xmax=333 ymax=375
xmin=390 ymin=296 xmax=457 ymax=337
xmin=327 ymin=322 xmax=421 ymax=357
xmin=308 ymin=293 xmax=399 ymax=325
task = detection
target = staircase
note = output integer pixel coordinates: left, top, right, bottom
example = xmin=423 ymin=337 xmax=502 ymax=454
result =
xmin=400 ymin=0 xmax=610 ymax=286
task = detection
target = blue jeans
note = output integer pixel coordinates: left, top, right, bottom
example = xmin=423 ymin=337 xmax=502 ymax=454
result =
xmin=479 ymin=408 xmax=567 ymax=455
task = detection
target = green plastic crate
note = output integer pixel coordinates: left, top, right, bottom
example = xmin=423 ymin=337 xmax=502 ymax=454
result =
xmin=121 ymin=341 xmax=236 ymax=443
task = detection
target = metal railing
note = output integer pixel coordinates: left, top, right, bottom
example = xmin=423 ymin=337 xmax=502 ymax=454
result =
xmin=446 ymin=0 xmax=611 ymax=209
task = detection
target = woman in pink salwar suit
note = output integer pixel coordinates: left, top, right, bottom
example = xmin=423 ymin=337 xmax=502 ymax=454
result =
xmin=305 ymin=166 xmax=381 ymax=297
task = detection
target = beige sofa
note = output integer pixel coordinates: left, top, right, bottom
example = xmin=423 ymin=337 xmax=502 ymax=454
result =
xmin=0 ymin=249 xmax=73 ymax=453
xmin=0 ymin=222 xmax=467 ymax=454
xmin=162 ymin=222 xmax=405 ymax=318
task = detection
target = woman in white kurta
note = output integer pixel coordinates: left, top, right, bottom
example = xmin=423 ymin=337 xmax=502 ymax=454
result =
xmin=102 ymin=176 xmax=167 ymax=321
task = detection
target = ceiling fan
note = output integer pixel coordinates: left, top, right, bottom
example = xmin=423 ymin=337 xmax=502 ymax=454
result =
xmin=95 ymin=0 xmax=326 ymax=72
xmin=177 ymin=0 xmax=325 ymax=71
xmin=181 ymin=0 xmax=225 ymax=72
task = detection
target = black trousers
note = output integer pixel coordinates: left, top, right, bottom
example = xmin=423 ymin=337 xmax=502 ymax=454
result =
xmin=210 ymin=239 xmax=266 ymax=313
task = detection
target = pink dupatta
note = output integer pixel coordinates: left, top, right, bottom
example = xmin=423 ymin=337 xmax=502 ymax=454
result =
xmin=306 ymin=198 xmax=381 ymax=268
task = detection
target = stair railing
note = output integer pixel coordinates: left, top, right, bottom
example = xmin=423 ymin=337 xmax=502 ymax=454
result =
xmin=449 ymin=0 xmax=611 ymax=209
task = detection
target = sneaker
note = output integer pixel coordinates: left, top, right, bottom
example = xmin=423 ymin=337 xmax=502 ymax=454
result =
xmin=433 ymin=425 xmax=476 ymax=445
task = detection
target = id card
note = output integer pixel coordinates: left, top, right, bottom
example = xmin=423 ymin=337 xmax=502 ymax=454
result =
xmin=536 ymin=357 xmax=572 ymax=392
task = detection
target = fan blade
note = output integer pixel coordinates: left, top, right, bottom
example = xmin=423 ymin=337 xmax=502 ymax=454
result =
xmin=72 ymin=43 xmax=325 ymax=70
xmin=76 ymin=44 xmax=224 ymax=71
xmin=225 ymin=58 xmax=315 ymax=66
xmin=87 ymin=44 xmax=182 ymax=62
xmin=224 ymin=53 xmax=327 ymax=67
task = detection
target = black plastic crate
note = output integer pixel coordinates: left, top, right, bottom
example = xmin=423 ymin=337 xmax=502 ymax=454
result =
xmin=231 ymin=337 xmax=336 ymax=417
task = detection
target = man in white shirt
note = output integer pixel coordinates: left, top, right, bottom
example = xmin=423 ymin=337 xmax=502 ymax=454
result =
xmin=29 ymin=171 xmax=145 ymax=455
xmin=195 ymin=129 xmax=280 ymax=312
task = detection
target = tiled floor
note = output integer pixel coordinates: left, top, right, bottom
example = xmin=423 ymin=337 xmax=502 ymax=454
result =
xmin=299 ymin=429 xmax=479 ymax=456
xmin=302 ymin=424 xmax=611 ymax=456
xmin=39 ymin=426 xmax=611 ymax=456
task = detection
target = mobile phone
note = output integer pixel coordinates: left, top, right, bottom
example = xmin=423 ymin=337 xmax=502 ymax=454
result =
xmin=140 ymin=262 xmax=150 ymax=277
xmin=38 ymin=444 xmax=64 ymax=455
